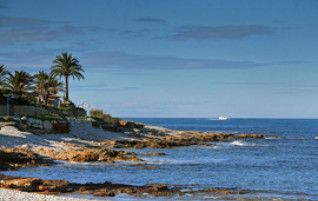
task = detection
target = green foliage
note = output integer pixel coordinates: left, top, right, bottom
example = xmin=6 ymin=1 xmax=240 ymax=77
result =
xmin=4 ymin=70 xmax=33 ymax=95
xmin=20 ymin=93 xmax=35 ymax=104
xmin=58 ymin=105 xmax=72 ymax=111
xmin=75 ymin=116 xmax=90 ymax=120
xmin=0 ymin=64 xmax=9 ymax=86
xmin=89 ymin=109 xmax=121 ymax=125
xmin=89 ymin=109 xmax=105 ymax=119
xmin=10 ymin=94 xmax=33 ymax=106
xmin=51 ymin=52 xmax=84 ymax=101
xmin=26 ymin=115 xmax=65 ymax=121
xmin=1 ymin=88 xmax=10 ymax=94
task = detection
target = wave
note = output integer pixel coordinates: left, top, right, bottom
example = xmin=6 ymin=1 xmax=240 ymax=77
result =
xmin=230 ymin=140 xmax=268 ymax=147
xmin=315 ymin=137 xmax=318 ymax=140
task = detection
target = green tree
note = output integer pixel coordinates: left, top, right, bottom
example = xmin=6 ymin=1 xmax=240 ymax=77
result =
xmin=0 ymin=64 xmax=9 ymax=87
xmin=5 ymin=70 xmax=33 ymax=96
xmin=49 ymin=78 xmax=64 ymax=95
xmin=51 ymin=52 xmax=84 ymax=102
xmin=34 ymin=70 xmax=64 ymax=105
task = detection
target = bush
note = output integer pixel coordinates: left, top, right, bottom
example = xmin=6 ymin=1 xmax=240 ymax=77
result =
xmin=89 ymin=109 xmax=121 ymax=124
xmin=89 ymin=109 xmax=105 ymax=119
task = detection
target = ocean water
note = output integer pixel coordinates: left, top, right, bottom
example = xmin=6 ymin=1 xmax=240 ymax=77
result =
xmin=2 ymin=118 xmax=318 ymax=200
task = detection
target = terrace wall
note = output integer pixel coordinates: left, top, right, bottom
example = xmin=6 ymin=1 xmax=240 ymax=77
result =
xmin=0 ymin=105 xmax=86 ymax=117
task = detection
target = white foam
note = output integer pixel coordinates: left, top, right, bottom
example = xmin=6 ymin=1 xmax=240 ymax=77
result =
xmin=230 ymin=140 xmax=267 ymax=147
xmin=315 ymin=137 xmax=318 ymax=140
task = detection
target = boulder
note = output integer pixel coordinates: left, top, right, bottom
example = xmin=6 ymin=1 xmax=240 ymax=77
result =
xmin=43 ymin=120 xmax=53 ymax=130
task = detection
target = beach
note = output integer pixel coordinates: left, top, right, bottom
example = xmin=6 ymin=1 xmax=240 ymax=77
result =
xmin=0 ymin=188 xmax=100 ymax=201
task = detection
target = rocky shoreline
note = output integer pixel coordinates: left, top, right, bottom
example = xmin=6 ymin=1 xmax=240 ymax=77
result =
xmin=0 ymin=173 xmax=254 ymax=198
xmin=0 ymin=121 xmax=277 ymax=200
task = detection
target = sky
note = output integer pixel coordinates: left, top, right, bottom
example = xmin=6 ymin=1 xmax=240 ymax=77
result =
xmin=1 ymin=0 xmax=318 ymax=118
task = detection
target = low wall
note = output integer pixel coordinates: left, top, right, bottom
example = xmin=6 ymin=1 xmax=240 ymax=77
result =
xmin=0 ymin=105 xmax=86 ymax=117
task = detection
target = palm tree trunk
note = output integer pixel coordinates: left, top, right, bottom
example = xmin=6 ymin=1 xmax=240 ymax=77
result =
xmin=65 ymin=76 xmax=69 ymax=101
xmin=44 ymin=90 xmax=48 ymax=105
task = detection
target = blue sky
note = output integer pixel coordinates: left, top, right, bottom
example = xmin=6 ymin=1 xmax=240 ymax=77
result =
xmin=1 ymin=0 xmax=318 ymax=118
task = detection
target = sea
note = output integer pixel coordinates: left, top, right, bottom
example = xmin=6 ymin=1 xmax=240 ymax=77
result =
xmin=2 ymin=118 xmax=318 ymax=201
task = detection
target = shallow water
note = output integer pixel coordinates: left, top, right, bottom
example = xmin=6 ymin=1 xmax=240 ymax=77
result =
xmin=2 ymin=118 xmax=318 ymax=200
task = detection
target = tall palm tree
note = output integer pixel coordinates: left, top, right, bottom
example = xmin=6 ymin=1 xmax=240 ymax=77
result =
xmin=5 ymin=70 xmax=33 ymax=95
xmin=0 ymin=64 xmax=9 ymax=87
xmin=51 ymin=52 xmax=84 ymax=101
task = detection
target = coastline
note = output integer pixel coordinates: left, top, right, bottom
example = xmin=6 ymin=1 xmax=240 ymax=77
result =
xmin=0 ymin=118 xmax=314 ymax=201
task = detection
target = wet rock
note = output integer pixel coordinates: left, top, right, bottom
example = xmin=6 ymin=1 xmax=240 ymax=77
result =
xmin=153 ymin=184 xmax=168 ymax=191
xmin=143 ymin=152 xmax=166 ymax=156
xmin=35 ymin=148 xmax=142 ymax=162
xmin=0 ymin=147 xmax=49 ymax=171
xmin=93 ymin=191 xmax=115 ymax=197
xmin=236 ymin=134 xmax=270 ymax=138
xmin=140 ymin=166 xmax=158 ymax=169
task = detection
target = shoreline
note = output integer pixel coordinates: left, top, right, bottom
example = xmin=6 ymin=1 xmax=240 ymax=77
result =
xmin=0 ymin=120 xmax=304 ymax=201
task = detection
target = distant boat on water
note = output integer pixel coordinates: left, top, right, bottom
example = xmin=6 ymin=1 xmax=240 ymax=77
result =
xmin=218 ymin=116 xmax=228 ymax=120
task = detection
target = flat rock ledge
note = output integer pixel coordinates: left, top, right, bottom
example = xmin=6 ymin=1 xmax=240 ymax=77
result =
xmin=0 ymin=147 xmax=50 ymax=171
xmin=0 ymin=174 xmax=251 ymax=198
xmin=102 ymin=132 xmax=272 ymax=149
xmin=35 ymin=148 xmax=142 ymax=162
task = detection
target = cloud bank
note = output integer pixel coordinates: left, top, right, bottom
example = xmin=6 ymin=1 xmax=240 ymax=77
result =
xmin=81 ymin=51 xmax=261 ymax=70
xmin=155 ymin=25 xmax=273 ymax=40
xmin=0 ymin=15 xmax=102 ymax=44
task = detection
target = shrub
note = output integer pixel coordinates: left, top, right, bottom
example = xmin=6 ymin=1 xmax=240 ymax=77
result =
xmin=89 ymin=109 xmax=105 ymax=119
xmin=89 ymin=109 xmax=121 ymax=124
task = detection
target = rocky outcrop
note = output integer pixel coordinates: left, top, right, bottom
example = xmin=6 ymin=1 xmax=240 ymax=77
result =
xmin=102 ymin=132 xmax=271 ymax=149
xmin=35 ymin=148 xmax=142 ymax=162
xmin=0 ymin=147 xmax=49 ymax=171
xmin=17 ymin=117 xmax=70 ymax=134
xmin=0 ymin=174 xmax=250 ymax=197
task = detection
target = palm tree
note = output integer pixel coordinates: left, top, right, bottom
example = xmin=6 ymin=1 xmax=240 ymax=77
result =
xmin=34 ymin=70 xmax=65 ymax=105
xmin=49 ymin=78 xmax=64 ymax=95
xmin=51 ymin=52 xmax=84 ymax=102
xmin=0 ymin=64 xmax=9 ymax=87
xmin=5 ymin=70 xmax=33 ymax=96
xmin=34 ymin=70 xmax=51 ymax=104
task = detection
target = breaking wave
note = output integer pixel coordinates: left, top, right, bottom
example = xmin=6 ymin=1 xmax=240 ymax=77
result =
xmin=230 ymin=140 xmax=268 ymax=147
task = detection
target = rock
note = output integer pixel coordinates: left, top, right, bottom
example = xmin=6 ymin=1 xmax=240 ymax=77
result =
xmin=143 ymin=152 xmax=166 ymax=156
xmin=35 ymin=148 xmax=142 ymax=163
xmin=0 ymin=147 xmax=48 ymax=171
xmin=43 ymin=120 xmax=53 ymax=130
xmin=93 ymin=191 xmax=116 ymax=197
xmin=140 ymin=166 xmax=158 ymax=169
xmin=153 ymin=184 xmax=168 ymax=192
xmin=20 ymin=116 xmax=27 ymax=121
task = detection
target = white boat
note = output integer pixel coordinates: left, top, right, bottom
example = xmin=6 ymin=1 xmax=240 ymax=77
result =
xmin=218 ymin=116 xmax=228 ymax=120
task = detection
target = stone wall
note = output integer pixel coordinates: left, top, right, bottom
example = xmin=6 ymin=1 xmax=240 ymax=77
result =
xmin=0 ymin=105 xmax=86 ymax=117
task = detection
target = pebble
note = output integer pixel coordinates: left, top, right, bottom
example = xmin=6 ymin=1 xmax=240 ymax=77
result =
xmin=0 ymin=188 xmax=100 ymax=201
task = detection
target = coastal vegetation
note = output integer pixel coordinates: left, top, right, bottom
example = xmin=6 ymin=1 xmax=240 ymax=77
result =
xmin=89 ymin=109 xmax=120 ymax=124
xmin=0 ymin=52 xmax=85 ymax=115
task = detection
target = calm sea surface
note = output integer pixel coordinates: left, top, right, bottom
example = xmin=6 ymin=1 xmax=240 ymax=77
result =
xmin=3 ymin=118 xmax=318 ymax=200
